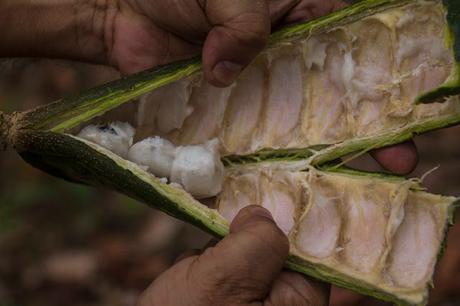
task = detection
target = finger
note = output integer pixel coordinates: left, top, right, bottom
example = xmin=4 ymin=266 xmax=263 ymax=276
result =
xmin=266 ymin=271 xmax=330 ymax=306
xmin=283 ymin=0 xmax=348 ymax=24
xmin=268 ymin=0 xmax=301 ymax=26
xmin=371 ymin=141 xmax=419 ymax=175
xmin=202 ymin=0 xmax=270 ymax=87
xmin=189 ymin=205 xmax=289 ymax=303
xmin=330 ymin=286 xmax=364 ymax=306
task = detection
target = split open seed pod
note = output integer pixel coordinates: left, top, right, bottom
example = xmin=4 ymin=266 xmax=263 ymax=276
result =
xmin=1 ymin=0 xmax=460 ymax=305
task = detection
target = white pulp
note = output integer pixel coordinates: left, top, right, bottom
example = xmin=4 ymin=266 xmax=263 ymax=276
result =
xmin=77 ymin=122 xmax=224 ymax=198
xmin=128 ymin=137 xmax=224 ymax=199
xmin=77 ymin=122 xmax=135 ymax=158
xmin=171 ymin=139 xmax=224 ymax=199
xmin=127 ymin=137 xmax=176 ymax=178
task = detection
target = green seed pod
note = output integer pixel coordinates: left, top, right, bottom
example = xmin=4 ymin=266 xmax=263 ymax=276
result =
xmin=1 ymin=0 xmax=460 ymax=305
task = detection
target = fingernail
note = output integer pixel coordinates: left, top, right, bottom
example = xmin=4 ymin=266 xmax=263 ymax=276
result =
xmin=212 ymin=61 xmax=242 ymax=86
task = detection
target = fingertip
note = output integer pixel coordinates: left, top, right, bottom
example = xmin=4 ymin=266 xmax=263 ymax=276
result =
xmin=290 ymin=272 xmax=331 ymax=304
xmin=210 ymin=61 xmax=243 ymax=87
xmin=202 ymin=26 xmax=266 ymax=87
xmin=281 ymin=0 xmax=348 ymax=24
xmin=202 ymin=3 xmax=270 ymax=87
xmin=371 ymin=141 xmax=419 ymax=175
xmin=230 ymin=205 xmax=275 ymax=233
xmin=229 ymin=205 xmax=289 ymax=259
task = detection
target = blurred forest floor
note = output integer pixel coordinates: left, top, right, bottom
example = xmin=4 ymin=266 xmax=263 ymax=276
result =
xmin=0 ymin=59 xmax=459 ymax=306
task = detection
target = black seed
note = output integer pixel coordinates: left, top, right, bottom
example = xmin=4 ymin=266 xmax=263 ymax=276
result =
xmin=98 ymin=124 xmax=117 ymax=135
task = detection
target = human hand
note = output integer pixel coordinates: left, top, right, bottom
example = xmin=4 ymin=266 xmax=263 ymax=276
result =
xmin=136 ymin=205 xmax=329 ymax=306
xmin=103 ymin=0 xmax=345 ymax=85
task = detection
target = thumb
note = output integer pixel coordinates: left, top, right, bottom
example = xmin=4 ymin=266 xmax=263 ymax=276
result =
xmin=190 ymin=205 xmax=289 ymax=303
xmin=283 ymin=0 xmax=348 ymax=24
xmin=202 ymin=0 xmax=270 ymax=87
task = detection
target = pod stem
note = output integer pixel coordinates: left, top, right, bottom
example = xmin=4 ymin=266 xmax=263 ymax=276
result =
xmin=0 ymin=111 xmax=10 ymax=151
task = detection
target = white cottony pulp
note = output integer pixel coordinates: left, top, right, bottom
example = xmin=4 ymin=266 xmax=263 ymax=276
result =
xmin=78 ymin=124 xmax=225 ymax=199
xmin=170 ymin=139 xmax=224 ymax=199
xmin=77 ymin=122 xmax=135 ymax=158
